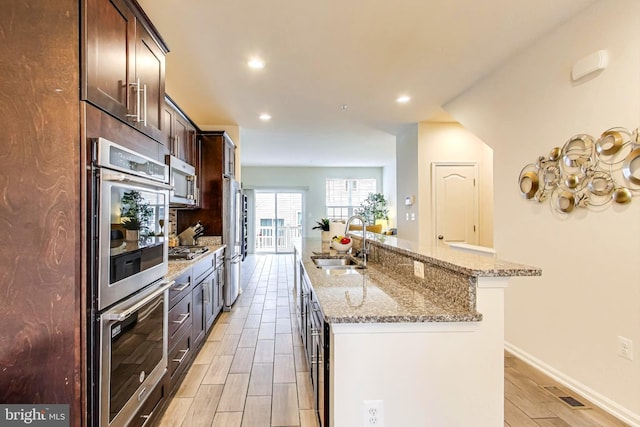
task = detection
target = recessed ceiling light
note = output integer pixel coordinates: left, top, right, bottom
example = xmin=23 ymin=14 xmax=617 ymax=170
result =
xmin=396 ymin=95 xmax=411 ymax=103
xmin=248 ymin=58 xmax=265 ymax=69
xmin=340 ymin=104 xmax=348 ymax=111
xmin=259 ymin=113 xmax=271 ymax=121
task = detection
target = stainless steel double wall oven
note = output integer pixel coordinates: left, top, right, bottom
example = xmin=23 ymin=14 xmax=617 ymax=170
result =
xmin=89 ymin=138 xmax=173 ymax=427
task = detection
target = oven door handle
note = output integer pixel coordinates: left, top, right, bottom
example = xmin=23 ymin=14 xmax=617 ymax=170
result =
xmin=102 ymin=172 xmax=174 ymax=191
xmin=103 ymin=281 xmax=174 ymax=321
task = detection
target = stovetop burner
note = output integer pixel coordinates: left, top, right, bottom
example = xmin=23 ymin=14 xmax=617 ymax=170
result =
xmin=168 ymin=245 xmax=209 ymax=260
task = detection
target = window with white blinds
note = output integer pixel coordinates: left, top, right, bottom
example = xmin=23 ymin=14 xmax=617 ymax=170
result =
xmin=325 ymin=178 xmax=376 ymax=220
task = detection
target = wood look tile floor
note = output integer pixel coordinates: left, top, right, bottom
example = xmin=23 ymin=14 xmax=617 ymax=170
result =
xmin=159 ymin=254 xmax=318 ymax=427
xmin=158 ymin=254 xmax=628 ymax=427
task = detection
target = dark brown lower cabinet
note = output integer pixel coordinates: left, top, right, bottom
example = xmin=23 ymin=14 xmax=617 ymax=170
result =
xmin=169 ymin=324 xmax=193 ymax=386
xmin=192 ymin=280 xmax=206 ymax=349
xmin=299 ymin=261 xmax=330 ymax=426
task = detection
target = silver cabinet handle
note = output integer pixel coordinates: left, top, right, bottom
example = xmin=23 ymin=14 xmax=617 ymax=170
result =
xmin=172 ymin=282 xmax=190 ymax=292
xmin=172 ymin=348 xmax=189 ymax=364
xmin=142 ymin=83 xmax=147 ymax=126
xmin=172 ymin=313 xmax=190 ymax=325
xmin=126 ymin=79 xmax=139 ymax=121
xmin=126 ymin=78 xmax=142 ymax=122
xmin=103 ymin=281 xmax=173 ymax=321
xmin=140 ymin=412 xmax=154 ymax=427
xmin=203 ymin=283 xmax=209 ymax=304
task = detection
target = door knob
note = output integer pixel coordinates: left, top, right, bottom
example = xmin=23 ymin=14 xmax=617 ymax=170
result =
xmin=438 ymin=235 xmax=444 ymax=240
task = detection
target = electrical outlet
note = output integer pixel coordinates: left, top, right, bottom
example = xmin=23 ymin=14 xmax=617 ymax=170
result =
xmin=363 ymin=400 xmax=384 ymax=426
xmin=618 ymin=336 xmax=633 ymax=360
xmin=413 ymin=260 xmax=425 ymax=279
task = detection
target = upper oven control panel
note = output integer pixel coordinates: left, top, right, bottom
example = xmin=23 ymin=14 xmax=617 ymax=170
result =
xmin=94 ymin=137 xmax=169 ymax=183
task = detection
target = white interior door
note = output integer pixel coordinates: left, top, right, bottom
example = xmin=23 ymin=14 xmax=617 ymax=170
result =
xmin=432 ymin=163 xmax=479 ymax=246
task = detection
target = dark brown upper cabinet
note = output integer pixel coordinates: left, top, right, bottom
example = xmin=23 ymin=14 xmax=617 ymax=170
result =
xmin=83 ymin=0 xmax=168 ymax=142
xmin=163 ymin=96 xmax=198 ymax=166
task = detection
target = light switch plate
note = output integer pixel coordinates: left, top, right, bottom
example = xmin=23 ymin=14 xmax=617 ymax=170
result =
xmin=413 ymin=260 xmax=425 ymax=278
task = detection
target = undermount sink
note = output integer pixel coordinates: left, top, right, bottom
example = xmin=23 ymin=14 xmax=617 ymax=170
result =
xmin=312 ymin=256 xmax=366 ymax=270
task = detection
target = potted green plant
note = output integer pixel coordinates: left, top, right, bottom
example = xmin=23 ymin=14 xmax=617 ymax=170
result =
xmin=312 ymin=218 xmax=331 ymax=242
xmin=355 ymin=193 xmax=389 ymax=226
xmin=120 ymin=190 xmax=154 ymax=241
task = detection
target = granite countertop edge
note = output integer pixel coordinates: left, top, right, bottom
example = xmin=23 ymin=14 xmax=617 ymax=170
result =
xmin=165 ymin=244 xmax=226 ymax=281
xmin=355 ymin=235 xmax=542 ymax=278
xmin=299 ymin=240 xmax=484 ymax=324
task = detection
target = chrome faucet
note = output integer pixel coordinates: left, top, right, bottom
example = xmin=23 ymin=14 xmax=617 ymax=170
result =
xmin=345 ymin=215 xmax=369 ymax=266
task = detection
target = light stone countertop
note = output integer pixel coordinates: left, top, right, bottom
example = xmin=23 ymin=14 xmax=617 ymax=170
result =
xmin=361 ymin=233 xmax=542 ymax=278
xmin=297 ymin=239 xmax=483 ymax=324
xmin=297 ymin=236 xmax=540 ymax=324
xmin=165 ymin=244 xmax=225 ymax=281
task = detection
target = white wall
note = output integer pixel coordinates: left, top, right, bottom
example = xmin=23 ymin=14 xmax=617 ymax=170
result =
xmin=381 ymin=162 xmax=397 ymax=231
xmin=395 ymin=124 xmax=420 ymax=240
xmin=395 ymin=122 xmax=494 ymax=248
xmin=241 ymin=166 xmax=390 ymax=238
xmin=417 ymin=122 xmax=494 ymax=248
xmin=446 ymin=0 xmax=640 ymax=423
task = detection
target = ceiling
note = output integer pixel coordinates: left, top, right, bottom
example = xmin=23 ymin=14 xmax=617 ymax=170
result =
xmin=138 ymin=0 xmax=598 ymax=167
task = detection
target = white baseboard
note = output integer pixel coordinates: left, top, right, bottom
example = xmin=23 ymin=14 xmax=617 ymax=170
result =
xmin=504 ymin=341 xmax=640 ymax=427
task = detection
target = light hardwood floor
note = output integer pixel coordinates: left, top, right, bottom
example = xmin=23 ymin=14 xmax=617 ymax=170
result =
xmin=158 ymin=254 xmax=628 ymax=427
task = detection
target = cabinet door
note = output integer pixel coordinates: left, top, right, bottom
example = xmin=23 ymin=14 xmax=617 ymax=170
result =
xmin=192 ymin=281 xmax=205 ymax=349
xmin=203 ymin=273 xmax=215 ymax=332
xmin=84 ymin=0 xmax=135 ymax=119
xmin=161 ymin=104 xmax=174 ymax=154
xmin=224 ymin=138 xmax=235 ymax=177
xmin=211 ymin=269 xmax=220 ymax=320
xmin=173 ymin=114 xmax=190 ymax=162
xmin=216 ymin=264 xmax=225 ymax=314
xmin=134 ymin=23 xmax=165 ymax=141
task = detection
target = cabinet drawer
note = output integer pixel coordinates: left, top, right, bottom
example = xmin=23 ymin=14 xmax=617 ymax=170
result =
xmin=168 ymin=326 xmax=192 ymax=382
xmin=128 ymin=373 xmax=167 ymax=427
xmin=169 ymin=269 xmax=192 ymax=309
xmin=193 ymin=253 xmax=215 ymax=282
xmin=168 ymin=293 xmax=192 ymax=346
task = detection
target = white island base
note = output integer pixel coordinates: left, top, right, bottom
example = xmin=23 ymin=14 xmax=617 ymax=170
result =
xmin=330 ymin=276 xmax=508 ymax=426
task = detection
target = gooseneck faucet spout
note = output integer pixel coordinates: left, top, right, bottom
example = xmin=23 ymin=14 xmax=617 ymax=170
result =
xmin=344 ymin=215 xmax=369 ymax=266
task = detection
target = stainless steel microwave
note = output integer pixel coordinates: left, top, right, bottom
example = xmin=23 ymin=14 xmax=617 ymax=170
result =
xmin=166 ymin=155 xmax=197 ymax=206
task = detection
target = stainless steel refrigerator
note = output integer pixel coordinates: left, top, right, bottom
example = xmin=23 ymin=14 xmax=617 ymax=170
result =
xmin=223 ymin=175 xmax=242 ymax=310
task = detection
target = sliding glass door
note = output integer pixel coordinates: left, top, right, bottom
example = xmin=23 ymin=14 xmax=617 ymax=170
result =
xmin=254 ymin=191 xmax=303 ymax=253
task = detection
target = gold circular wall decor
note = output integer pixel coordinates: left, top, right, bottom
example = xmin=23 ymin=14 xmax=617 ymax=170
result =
xmin=518 ymin=127 xmax=636 ymax=213
xmin=612 ymin=187 xmax=632 ymax=204
xmin=556 ymin=191 xmax=575 ymax=213
xmin=561 ymin=134 xmax=593 ymax=169
xmin=622 ymin=147 xmax=640 ymax=185
xmin=518 ymin=170 xmax=539 ymax=199
xmin=595 ymin=130 xmax=623 ymax=156
xmin=564 ymin=174 xmax=580 ymax=189
xmin=541 ymin=164 xmax=560 ymax=187
xmin=587 ymin=172 xmax=614 ymax=197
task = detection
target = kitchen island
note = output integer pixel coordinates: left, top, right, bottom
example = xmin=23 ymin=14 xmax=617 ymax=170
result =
xmin=294 ymin=235 xmax=540 ymax=427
